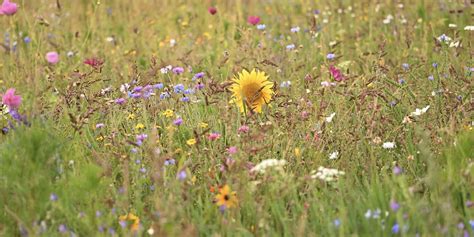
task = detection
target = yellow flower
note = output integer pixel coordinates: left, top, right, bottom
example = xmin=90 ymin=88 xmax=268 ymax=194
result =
xmin=199 ymin=122 xmax=208 ymax=128
xmin=135 ymin=123 xmax=145 ymax=130
xmin=294 ymin=148 xmax=301 ymax=158
xmin=96 ymin=136 xmax=104 ymax=142
xmin=215 ymin=185 xmax=238 ymax=208
xmin=186 ymin=138 xmax=197 ymax=146
xmin=162 ymin=109 xmax=174 ymax=118
xmin=229 ymin=69 xmax=274 ymax=113
xmin=119 ymin=213 xmax=140 ymax=231
xmin=127 ymin=113 xmax=136 ymax=120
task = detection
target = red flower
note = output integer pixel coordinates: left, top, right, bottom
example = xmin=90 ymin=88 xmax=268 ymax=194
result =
xmin=84 ymin=57 xmax=104 ymax=70
xmin=247 ymin=16 xmax=260 ymax=25
xmin=208 ymin=7 xmax=217 ymax=15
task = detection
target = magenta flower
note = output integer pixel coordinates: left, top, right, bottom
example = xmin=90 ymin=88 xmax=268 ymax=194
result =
xmin=208 ymin=132 xmax=221 ymax=141
xmin=247 ymin=16 xmax=260 ymax=25
xmin=46 ymin=52 xmax=59 ymax=64
xmin=226 ymin=146 xmax=237 ymax=154
xmin=329 ymin=65 xmax=345 ymax=82
xmin=238 ymin=125 xmax=249 ymax=133
xmin=2 ymin=88 xmax=21 ymax=109
xmin=0 ymin=0 xmax=18 ymax=16
xmin=84 ymin=57 xmax=104 ymax=69
xmin=208 ymin=7 xmax=217 ymax=15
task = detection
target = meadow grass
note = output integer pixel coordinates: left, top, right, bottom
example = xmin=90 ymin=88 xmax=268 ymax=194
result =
xmin=0 ymin=0 xmax=473 ymax=236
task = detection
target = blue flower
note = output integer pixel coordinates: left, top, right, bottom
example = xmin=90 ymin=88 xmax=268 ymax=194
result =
xmin=326 ymin=53 xmax=335 ymax=60
xmin=391 ymin=224 xmax=399 ymax=234
xmin=160 ymin=92 xmax=170 ymax=99
xmin=153 ymin=83 xmax=164 ymax=89
xmin=173 ymin=84 xmax=185 ymax=93
xmin=256 ymin=24 xmax=266 ymax=30
xmin=286 ymin=44 xmax=295 ymax=50
xmin=23 ymin=37 xmax=31 ymax=44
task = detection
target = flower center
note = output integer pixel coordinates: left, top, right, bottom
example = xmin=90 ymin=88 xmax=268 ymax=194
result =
xmin=243 ymin=82 xmax=263 ymax=103
xmin=224 ymin=194 xmax=230 ymax=201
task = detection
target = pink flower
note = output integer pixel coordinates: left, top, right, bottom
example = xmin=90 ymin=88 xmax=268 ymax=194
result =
xmin=208 ymin=132 xmax=221 ymax=141
xmin=2 ymin=88 xmax=22 ymax=109
xmin=208 ymin=7 xmax=217 ymax=15
xmin=0 ymin=0 xmax=18 ymax=16
xmin=46 ymin=52 xmax=59 ymax=64
xmin=329 ymin=65 xmax=345 ymax=82
xmin=226 ymin=146 xmax=238 ymax=154
xmin=247 ymin=16 xmax=260 ymax=25
xmin=238 ymin=125 xmax=249 ymax=133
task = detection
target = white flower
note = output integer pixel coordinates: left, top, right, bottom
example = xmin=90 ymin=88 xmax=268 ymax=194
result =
xmin=329 ymin=151 xmax=339 ymax=160
xmin=147 ymin=227 xmax=155 ymax=235
xmin=448 ymin=24 xmax=457 ymax=28
xmin=464 ymin=25 xmax=474 ymax=31
xmin=256 ymin=24 xmax=266 ymax=30
xmin=280 ymin=81 xmax=291 ymax=88
xmin=437 ymin=34 xmax=452 ymax=43
xmin=290 ymin=26 xmax=300 ymax=33
xmin=382 ymin=142 xmax=396 ymax=149
xmin=286 ymin=44 xmax=296 ymax=50
xmin=321 ymin=81 xmax=336 ymax=87
xmin=311 ymin=166 xmax=345 ymax=182
xmin=170 ymin=39 xmax=176 ymax=47
xmin=410 ymin=105 xmax=430 ymax=117
xmin=120 ymin=83 xmax=130 ymax=94
xmin=325 ymin=113 xmax=336 ymax=123
xmin=251 ymin=159 xmax=287 ymax=174
xmin=106 ymin=36 xmax=115 ymax=42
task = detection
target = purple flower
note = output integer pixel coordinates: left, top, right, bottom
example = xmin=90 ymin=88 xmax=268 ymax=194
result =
xmin=326 ymin=53 xmax=335 ymax=60
xmin=115 ymin=98 xmax=126 ymax=105
xmin=173 ymin=117 xmax=183 ymax=126
xmin=133 ymin=86 xmax=143 ymax=92
xmin=432 ymin=62 xmax=438 ymax=68
xmin=139 ymin=167 xmax=146 ymax=173
xmin=180 ymin=97 xmax=190 ymax=102
xmin=219 ymin=205 xmax=226 ymax=213
xmin=95 ymin=123 xmax=105 ymax=129
xmin=136 ymin=134 xmax=148 ymax=143
xmin=193 ymin=72 xmax=205 ymax=80
xmin=390 ymin=200 xmax=400 ymax=212
xmin=95 ymin=210 xmax=102 ymax=217
xmin=393 ymin=165 xmax=403 ymax=175
xmin=172 ymin=67 xmax=184 ymax=75
xmin=50 ymin=193 xmax=58 ymax=201
xmin=119 ymin=220 xmax=127 ymax=228
xmin=428 ymin=75 xmax=434 ymax=81
xmin=58 ymin=224 xmax=67 ymax=233
xmin=177 ymin=170 xmax=187 ymax=181
xmin=195 ymin=83 xmax=205 ymax=90
xmin=398 ymin=79 xmax=406 ymax=84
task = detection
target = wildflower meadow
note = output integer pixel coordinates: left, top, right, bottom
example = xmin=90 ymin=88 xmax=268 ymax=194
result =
xmin=1 ymin=0 xmax=473 ymax=236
